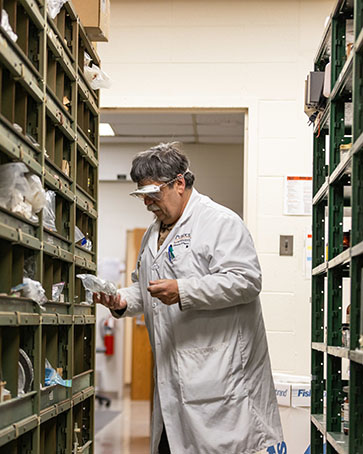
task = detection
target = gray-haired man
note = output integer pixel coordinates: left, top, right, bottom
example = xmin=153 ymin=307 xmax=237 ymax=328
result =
xmin=94 ymin=142 xmax=283 ymax=454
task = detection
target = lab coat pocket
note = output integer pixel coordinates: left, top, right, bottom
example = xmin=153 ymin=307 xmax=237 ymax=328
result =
xmin=163 ymin=246 xmax=193 ymax=279
xmin=177 ymin=343 xmax=233 ymax=404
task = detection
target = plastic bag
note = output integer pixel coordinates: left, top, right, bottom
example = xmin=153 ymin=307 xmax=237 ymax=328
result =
xmin=44 ymin=359 xmax=72 ymax=387
xmin=75 ymin=225 xmax=86 ymax=245
xmin=43 ymin=190 xmax=56 ymax=231
xmin=0 ymin=163 xmax=46 ymax=222
xmin=1 ymin=9 xmax=18 ymax=42
xmin=84 ymin=239 xmax=92 ymax=251
xmin=84 ymin=64 xmax=111 ymax=90
xmin=47 ymin=0 xmax=68 ymax=19
xmin=52 ymin=282 xmax=65 ymax=302
xmin=27 ymin=175 xmax=46 ymax=214
xmin=77 ymin=274 xmax=117 ymax=305
xmin=22 ymin=277 xmax=47 ymax=309
xmin=84 ymin=51 xmax=92 ymax=67
xmin=0 ymin=162 xmax=29 ymax=210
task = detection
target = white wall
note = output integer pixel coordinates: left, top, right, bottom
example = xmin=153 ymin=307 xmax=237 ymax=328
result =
xmin=97 ymin=141 xmax=243 ymax=392
xmin=97 ymin=0 xmax=335 ymax=378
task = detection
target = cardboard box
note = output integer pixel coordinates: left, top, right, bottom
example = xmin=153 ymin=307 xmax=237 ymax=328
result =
xmin=291 ymin=383 xmax=311 ymax=407
xmin=72 ymin=0 xmax=110 ymax=42
xmin=275 ymin=382 xmax=291 ymax=407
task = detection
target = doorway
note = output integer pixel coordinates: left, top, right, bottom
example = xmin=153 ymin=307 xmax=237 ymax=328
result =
xmin=97 ymin=108 xmax=247 ymax=399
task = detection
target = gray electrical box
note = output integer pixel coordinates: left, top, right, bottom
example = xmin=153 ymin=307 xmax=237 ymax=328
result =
xmin=280 ymin=235 xmax=294 ymax=256
xmin=306 ymin=71 xmax=325 ymax=107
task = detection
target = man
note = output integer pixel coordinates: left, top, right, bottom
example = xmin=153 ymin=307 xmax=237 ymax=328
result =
xmin=94 ymin=142 xmax=283 ymax=454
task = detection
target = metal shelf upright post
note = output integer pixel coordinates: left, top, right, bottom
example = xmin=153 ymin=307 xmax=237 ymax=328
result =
xmin=311 ymin=0 xmax=363 ymax=453
xmin=0 ymin=1 xmax=100 ymax=452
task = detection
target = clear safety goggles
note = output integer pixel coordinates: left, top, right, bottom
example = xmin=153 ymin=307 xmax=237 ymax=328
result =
xmin=130 ymin=171 xmax=188 ymax=200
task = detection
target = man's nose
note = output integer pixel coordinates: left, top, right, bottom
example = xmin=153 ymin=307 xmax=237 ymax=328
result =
xmin=144 ymin=196 xmax=153 ymax=206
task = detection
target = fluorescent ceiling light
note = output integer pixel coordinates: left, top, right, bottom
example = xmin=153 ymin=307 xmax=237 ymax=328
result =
xmin=99 ymin=123 xmax=115 ymax=136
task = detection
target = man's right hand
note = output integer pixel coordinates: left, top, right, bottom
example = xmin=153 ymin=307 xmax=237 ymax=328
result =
xmin=93 ymin=292 xmax=127 ymax=311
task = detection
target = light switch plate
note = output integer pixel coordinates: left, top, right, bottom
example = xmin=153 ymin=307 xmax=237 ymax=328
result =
xmin=280 ymin=235 xmax=293 ymax=256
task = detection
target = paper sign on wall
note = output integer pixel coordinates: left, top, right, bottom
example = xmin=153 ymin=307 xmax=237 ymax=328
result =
xmin=284 ymin=176 xmax=312 ymax=216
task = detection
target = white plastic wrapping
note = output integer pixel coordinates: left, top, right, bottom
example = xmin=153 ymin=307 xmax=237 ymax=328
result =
xmin=84 ymin=64 xmax=111 ymax=90
xmin=23 ymin=277 xmax=47 ymax=308
xmin=1 ymin=9 xmax=18 ymax=42
xmin=0 ymin=163 xmax=46 ymax=222
xmin=52 ymin=282 xmax=65 ymax=302
xmin=43 ymin=190 xmax=56 ymax=231
xmin=47 ymin=0 xmax=68 ymax=19
xmin=84 ymin=52 xmax=92 ymax=67
xmin=75 ymin=225 xmax=86 ymax=244
xmin=77 ymin=274 xmax=116 ymax=304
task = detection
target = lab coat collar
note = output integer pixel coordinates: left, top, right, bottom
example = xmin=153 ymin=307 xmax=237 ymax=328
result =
xmin=147 ymin=188 xmax=200 ymax=260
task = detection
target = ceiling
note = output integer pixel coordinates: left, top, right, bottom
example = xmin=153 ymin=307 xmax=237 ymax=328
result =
xmin=100 ymin=110 xmax=245 ymax=145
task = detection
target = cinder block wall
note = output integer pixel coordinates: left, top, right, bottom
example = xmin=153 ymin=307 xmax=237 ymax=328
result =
xmin=97 ymin=0 xmax=335 ymax=384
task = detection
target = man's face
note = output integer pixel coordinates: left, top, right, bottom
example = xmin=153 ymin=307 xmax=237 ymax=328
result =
xmin=140 ymin=177 xmax=186 ymax=225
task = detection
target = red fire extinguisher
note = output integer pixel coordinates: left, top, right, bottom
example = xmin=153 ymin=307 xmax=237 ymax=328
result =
xmin=102 ymin=317 xmax=115 ymax=356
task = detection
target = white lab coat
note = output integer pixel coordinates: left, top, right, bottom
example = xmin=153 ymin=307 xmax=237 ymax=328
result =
xmin=114 ymin=189 xmax=283 ymax=454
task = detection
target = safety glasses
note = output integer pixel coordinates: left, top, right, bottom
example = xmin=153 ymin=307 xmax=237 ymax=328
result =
xmin=130 ymin=173 xmax=186 ymax=200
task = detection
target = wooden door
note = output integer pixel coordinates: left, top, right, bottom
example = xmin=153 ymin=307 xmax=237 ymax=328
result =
xmin=125 ymin=228 xmax=154 ymax=401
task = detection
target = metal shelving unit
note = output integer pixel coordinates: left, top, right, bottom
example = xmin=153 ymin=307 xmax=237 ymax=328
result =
xmin=311 ymin=0 xmax=363 ymax=453
xmin=0 ymin=0 xmax=99 ymax=452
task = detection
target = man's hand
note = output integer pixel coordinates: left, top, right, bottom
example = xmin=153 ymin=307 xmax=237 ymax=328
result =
xmin=147 ymin=279 xmax=180 ymax=306
xmin=93 ymin=292 xmax=127 ymax=311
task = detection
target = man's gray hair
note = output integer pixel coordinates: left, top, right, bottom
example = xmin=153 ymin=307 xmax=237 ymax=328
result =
xmin=130 ymin=142 xmax=195 ymax=188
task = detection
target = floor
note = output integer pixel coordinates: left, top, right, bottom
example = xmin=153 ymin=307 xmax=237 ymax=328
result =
xmin=94 ymin=388 xmax=151 ymax=454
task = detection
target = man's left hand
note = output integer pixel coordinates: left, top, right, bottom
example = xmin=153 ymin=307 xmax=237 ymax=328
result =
xmin=147 ymin=279 xmax=180 ymax=305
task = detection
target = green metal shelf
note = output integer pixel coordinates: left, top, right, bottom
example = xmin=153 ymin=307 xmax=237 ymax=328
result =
xmin=18 ymin=0 xmax=45 ymax=31
xmin=327 ymin=432 xmax=349 ymax=454
xmin=312 ymin=262 xmax=328 ymax=276
xmin=313 ymin=180 xmax=329 ymax=204
xmin=311 ymin=413 xmax=326 ymax=435
xmin=311 ymin=0 xmax=363 ymax=452
xmin=46 ymin=95 xmax=76 ymax=141
xmin=0 ymin=0 xmax=99 ymax=451
xmin=0 ymin=413 xmax=38 ymax=447
xmin=313 ymin=103 xmax=330 ymax=135
xmin=0 ymin=32 xmax=43 ymax=102
xmin=330 ymin=51 xmax=353 ymax=101
xmin=46 ymin=25 xmax=77 ymax=81
xmin=0 ymin=118 xmax=42 ymax=175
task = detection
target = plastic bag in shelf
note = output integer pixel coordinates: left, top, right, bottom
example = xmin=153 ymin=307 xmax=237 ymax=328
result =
xmin=22 ymin=277 xmax=47 ymax=309
xmin=75 ymin=225 xmax=86 ymax=245
xmin=0 ymin=162 xmax=46 ymax=222
xmin=44 ymin=359 xmax=72 ymax=387
xmin=43 ymin=190 xmax=57 ymax=231
xmin=1 ymin=9 xmax=18 ymax=42
xmin=52 ymin=282 xmax=65 ymax=302
xmin=47 ymin=0 xmax=68 ymax=19
xmin=84 ymin=64 xmax=111 ymax=90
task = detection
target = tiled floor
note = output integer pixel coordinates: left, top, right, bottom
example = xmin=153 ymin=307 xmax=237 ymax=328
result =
xmin=94 ymin=388 xmax=151 ymax=454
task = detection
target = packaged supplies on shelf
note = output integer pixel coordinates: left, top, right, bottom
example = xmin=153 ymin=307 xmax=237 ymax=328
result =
xmin=0 ymin=163 xmax=46 ymax=222
xmin=77 ymin=274 xmax=117 ymax=295
xmin=47 ymin=0 xmax=68 ymax=19
xmin=52 ymin=282 xmax=65 ymax=302
xmin=44 ymin=359 xmax=72 ymax=387
xmin=75 ymin=225 xmax=87 ymax=245
xmin=22 ymin=277 xmax=47 ymax=309
xmin=43 ymin=190 xmax=57 ymax=231
xmin=84 ymin=63 xmax=111 ymax=89
xmin=1 ymin=9 xmax=18 ymax=42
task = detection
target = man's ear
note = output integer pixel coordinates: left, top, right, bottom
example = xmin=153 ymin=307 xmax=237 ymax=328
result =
xmin=175 ymin=175 xmax=186 ymax=194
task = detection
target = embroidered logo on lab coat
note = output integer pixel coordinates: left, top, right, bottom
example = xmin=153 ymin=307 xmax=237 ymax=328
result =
xmin=173 ymin=233 xmax=191 ymax=248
